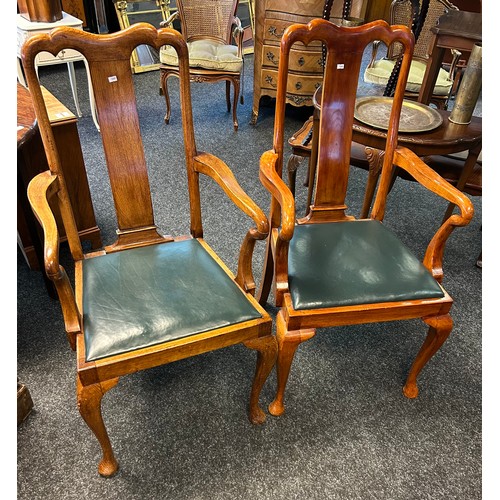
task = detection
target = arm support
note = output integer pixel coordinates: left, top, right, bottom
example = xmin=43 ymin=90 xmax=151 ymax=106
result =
xmin=193 ymin=152 xmax=269 ymax=294
xmin=259 ymin=150 xmax=296 ymax=300
xmin=391 ymin=146 xmax=474 ymax=281
xmin=232 ymin=16 xmax=244 ymax=58
xmin=367 ymin=39 xmax=382 ymax=68
xmin=259 ymin=150 xmax=295 ymax=241
xmin=160 ymin=11 xmax=179 ymax=28
xmin=27 ymin=171 xmax=81 ymax=349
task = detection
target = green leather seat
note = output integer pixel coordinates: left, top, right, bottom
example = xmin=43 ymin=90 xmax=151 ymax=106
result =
xmin=288 ymin=220 xmax=444 ymax=311
xmin=83 ymin=239 xmax=262 ymax=361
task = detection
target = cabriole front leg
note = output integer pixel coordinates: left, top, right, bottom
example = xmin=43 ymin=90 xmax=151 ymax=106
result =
xmin=77 ymin=376 xmax=120 ymax=477
xmin=160 ymin=69 xmax=172 ymax=124
xmin=403 ymin=314 xmax=453 ymax=398
xmin=268 ymin=310 xmax=316 ymax=416
xmin=232 ymin=77 xmax=240 ymax=131
xmin=244 ymin=334 xmax=278 ymax=424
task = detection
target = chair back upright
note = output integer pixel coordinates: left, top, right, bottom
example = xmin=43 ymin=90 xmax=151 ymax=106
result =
xmin=177 ymin=0 xmax=239 ymax=44
xmin=21 ymin=23 xmax=202 ymax=253
xmin=272 ymin=19 xmax=414 ymax=224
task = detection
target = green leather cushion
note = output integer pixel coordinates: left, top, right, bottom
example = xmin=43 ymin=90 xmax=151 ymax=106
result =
xmin=82 ymin=239 xmax=261 ymax=361
xmin=288 ymin=220 xmax=444 ymax=311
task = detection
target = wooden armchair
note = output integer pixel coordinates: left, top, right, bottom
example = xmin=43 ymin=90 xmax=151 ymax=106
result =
xmin=22 ymin=23 xmax=276 ymax=477
xmin=364 ymin=0 xmax=462 ymax=109
xmin=258 ymin=19 xmax=474 ymax=416
xmin=159 ymin=0 xmax=244 ymax=130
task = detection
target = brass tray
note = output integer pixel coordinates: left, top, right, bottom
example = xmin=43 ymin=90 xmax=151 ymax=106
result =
xmin=354 ymin=96 xmax=443 ymax=133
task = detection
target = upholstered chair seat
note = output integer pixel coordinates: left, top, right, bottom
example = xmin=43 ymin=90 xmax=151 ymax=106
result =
xmin=160 ymin=40 xmax=242 ymax=72
xmin=159 ymin=0 xmax=245 ymax=130
xmin=288 ymin=220 xmax=444 ymax=311
xmin=364 ymin=58 xmax=453 ymax=96
xmin=83 ymin=239 xmax=262 ymax=361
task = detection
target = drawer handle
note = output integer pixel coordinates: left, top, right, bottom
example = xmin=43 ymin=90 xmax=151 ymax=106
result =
xmin=266 ymin=52 xmax=279 ymax=66
xmin=295 ymin=82 xmax=302 ymax=90
xmin=268 ymin=26 xmax=285 ymax=38
xmin=314 ymin=82 xmax=321 ymax=89
xmin=265 ymin=75 xmax=277 ymax=88
xmin=298 ymin=57 xmax=305 ymax=66
xmin=287 ymin=94 xmax=311 ymax=106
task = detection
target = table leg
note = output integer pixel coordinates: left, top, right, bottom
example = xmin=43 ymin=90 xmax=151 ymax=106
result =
xmin=361 ymin=147 xmax=385 ymax=219
xmin=67 ymin=61 xmax=83 ymax=118
xmin=442 ymin=144 xmax=482 ymax=222
xmin=17 ymin=58 xmax=27 ymax=87
xmin=305 ymin=108 xmax=320 ymax=214
xmin=418 ymin=44 xmax=446 ymax=106
xmin=83 ymin=58 xmax=100 ymax=132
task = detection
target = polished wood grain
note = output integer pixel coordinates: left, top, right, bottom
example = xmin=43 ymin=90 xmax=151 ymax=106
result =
xmin=257 ymin=19 xmax=474 ymax=417
xmin=418 ymin=9 xmax=482 ymax=106
xmin=23 ymin=23 xmax=276 ymax=477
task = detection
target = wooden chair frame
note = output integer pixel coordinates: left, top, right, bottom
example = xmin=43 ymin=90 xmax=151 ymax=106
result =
xmin=257 ymin=19 xmax=473 ymax=417
xmin=22 ymin=23 xmax=276 ymax=477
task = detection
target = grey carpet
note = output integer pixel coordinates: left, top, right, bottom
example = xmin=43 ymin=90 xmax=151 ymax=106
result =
xmin=17 ymin=48 xmax=482 ymax=500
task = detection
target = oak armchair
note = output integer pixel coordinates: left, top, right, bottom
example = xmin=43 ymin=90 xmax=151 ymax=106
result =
xmin=258 ymin=19 xmax=473 ymax=416
xmin=159 ymin=0 xmax=244 ymax=130
xmin=22 ymin=23 xmax=276 ymax=477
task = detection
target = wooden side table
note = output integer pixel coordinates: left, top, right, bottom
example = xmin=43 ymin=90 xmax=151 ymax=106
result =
xmin=17 ymin=83 xmax=102 ymax=274
xmin=17 ymin=11 xmax=100 ymax=130
xmin=301 ymin=87 xmax=481 ymax=221
xmin=418 ymin=10 xmax=482 ymax=106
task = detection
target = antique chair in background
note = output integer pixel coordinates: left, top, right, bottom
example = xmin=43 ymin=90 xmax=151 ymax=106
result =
xmin=159 ymin=0 xmax=244 ymax=130
xmin=258 ymin=19 xmax=473 ymax=416
xmin=364 ymin=0 xmax=462 ymax=109
xmin=22 ymin=23 xmax=276 ymax=477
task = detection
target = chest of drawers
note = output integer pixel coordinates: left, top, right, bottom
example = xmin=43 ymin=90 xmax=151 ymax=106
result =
xmin=16 ymin=12 xmax=100 ymax=130
xmin=16 ymin=12 xmax=84 ymax=67
xmin=251 ymin=0 xmax=366 ymax=124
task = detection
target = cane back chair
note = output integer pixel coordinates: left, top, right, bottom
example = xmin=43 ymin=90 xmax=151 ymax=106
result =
xmin=159 ymin=0 xmax=244 ymax=130
xmin=364 ymin=0 xmax=461 ymax=109
xmin=258 ymin=19 xmax=473 ymax=416
xmin=22 ymin=23 xmax=276 ymax=476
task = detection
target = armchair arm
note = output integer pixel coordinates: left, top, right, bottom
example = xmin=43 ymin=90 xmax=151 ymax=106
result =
xmin=193 ymin=152 xmax=269 ymax=294
xmin=27 ymin=171 xmax=81 ymax=349
xmin=259 ymin=150 xmax=295 ymax=242
xmin=160 ymin=11 xmax=179 ymax=28
xmin=232 ymin=16 xmax=244 ymax=58
xmin=259 ymin=150 xmax=296 ymax=301
xmin=391 ymin=146 xmax=474 ymax=282
xmin=367 ymin=39 xmax=382 ymax=69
